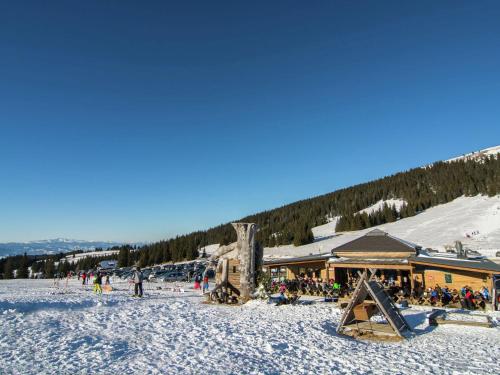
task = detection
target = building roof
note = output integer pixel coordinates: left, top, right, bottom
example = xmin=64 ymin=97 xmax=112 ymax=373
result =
xmin=328 ymin=258 xmax=409 ymax=265
xmin=263 ymin=253 xmax=331 ymax=266
xmin=331 ymin=229 xmax=418 ymax=254
xmin=410 ymin=255 xmax=500 ymax=274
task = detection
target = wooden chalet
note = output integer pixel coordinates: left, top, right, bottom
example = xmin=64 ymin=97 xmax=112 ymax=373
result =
xmin=329 ymin=229 xmax=500 ymax=299
xmin=328 ymin=229 xmax=417 ymax=290
xmin=263 ymin=229 xmax=500 ymax=308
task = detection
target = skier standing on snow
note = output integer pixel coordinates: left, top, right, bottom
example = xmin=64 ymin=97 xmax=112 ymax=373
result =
xmin=93 ymin=272 xmax=103 ymax=295
xmin=133 ymin=267 xmax=144 ymax=297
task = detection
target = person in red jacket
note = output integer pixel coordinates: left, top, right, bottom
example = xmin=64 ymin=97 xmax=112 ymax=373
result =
xmin=464 ymin=288 xmax=475 ymax=309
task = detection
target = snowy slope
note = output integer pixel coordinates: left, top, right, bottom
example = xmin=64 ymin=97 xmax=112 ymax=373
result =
xmin=313 ymin=199 xmax=406 ymax=240
xmin=0 ymin=279 xmax=499 ymax=375
xmin=266 ymin=195 xmax=500 ymax=259
xmin=358 ymin=198 xmax=407 ymax=215
xmin=446 ymin=145 xmax=500 ymax=163
xmin=61 ymin=250 xmax=121 ymax=264
xmin=199 ymin=243 xmax=220 ymax=256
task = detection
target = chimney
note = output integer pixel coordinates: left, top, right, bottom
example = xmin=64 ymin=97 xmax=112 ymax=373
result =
xmin=455 ymin=241 xmax=465 ymax=259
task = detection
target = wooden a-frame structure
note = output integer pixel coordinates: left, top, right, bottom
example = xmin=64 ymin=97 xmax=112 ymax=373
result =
xmin=337 ymin=269 xmax=412 ymax=338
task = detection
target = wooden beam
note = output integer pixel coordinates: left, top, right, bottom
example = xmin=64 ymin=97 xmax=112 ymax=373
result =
xmin=328 ymin=263 xmax=412 ymax=270
xmin=264 ymin=259 xmax=328 ymax=267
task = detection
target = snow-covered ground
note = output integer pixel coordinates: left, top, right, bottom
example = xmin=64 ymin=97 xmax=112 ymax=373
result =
xmin=0 ymin=279 xmax=499 ymax=375
xmin=266 ymin=195 xmax=500 ymax=259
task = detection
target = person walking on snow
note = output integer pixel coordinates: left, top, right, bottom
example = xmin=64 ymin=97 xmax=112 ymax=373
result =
xmin=194 ymin=274 xmax=201 ymax=291
xmin=133 ymin=267 xmax=144 ymax=297
xmin=202 ymin=274 xmax=209 ymax=294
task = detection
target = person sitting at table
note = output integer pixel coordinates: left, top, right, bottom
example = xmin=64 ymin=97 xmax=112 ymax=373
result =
xmin=464 ymin=288 xmax=475 ymax=309
xmin=479 ymin=286 xmax=490 ymax=301
xmin=430 ymin=288 xmax=438 ymax=304
xmin=441 ymin=287 xmax=452 ymax=304
xmin=434 ymin=284 xmax=442 ymax=295
xmin=279 ymin=282 xmax=286 ymax=294
xmin=475 ymin=291 xmax=486 ymax=310
xmin=460 ymin=286 xmax=468 ymax=298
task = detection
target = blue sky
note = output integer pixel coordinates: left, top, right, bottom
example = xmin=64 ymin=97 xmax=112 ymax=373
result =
xmin=1 ymin=1 xmax=499 ymax=242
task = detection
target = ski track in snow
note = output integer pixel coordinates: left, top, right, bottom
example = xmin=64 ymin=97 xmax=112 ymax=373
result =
xmin=1 ymin=280 xmax=499 ymax=375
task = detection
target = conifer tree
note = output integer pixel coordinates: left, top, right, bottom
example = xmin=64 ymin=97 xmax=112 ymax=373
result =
xmin=3 ymin=258 xmax=14 ymax=279
xmin=118 ymin=248 xmax=130 ymax=268
xmin=44 ymin=260 xmax=55 ymax=278
xmin=17 ymin=253 xmax=29 ymax=279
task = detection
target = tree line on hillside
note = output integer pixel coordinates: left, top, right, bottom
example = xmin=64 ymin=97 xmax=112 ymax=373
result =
xmin=1 ymin=155 xmax=499 ymax=278
xmin=0 ymin=250 xmax=122 ymax=279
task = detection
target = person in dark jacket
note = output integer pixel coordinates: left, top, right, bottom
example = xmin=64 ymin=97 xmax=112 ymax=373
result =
xmin=133 ymin=267 xmax=144 ymax=297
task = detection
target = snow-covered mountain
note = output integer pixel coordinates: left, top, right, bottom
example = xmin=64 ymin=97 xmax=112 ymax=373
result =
xmin=0 ymin=239 xmax=125 ymax=258
xmin=264 ymin=195 xmax=500 ymax=259
xmin=446 ymin=145 xmax=500 ymax=163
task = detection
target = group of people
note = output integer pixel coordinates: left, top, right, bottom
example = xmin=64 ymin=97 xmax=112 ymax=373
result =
xmin=193 ymin=273 xmax=210 ymax=294
xmin=270 ymin=276 xmax=496 ymax=311
xmin=78 ymin=271 xmax=92 ymax=285
xmin=78 ymin=271 xmax=112 ymax=295
xmin=59 ymin=265 xmax=214 ymax=299
xmin=461 ymin=285 xmax=489 ymax=310
xmin=411 ymin=284 xmax=490 ymax=310
xmin=270 ymin=277 xmax=342 ymax=297
xmin=416 ymin=284 xmax=455 ymax=305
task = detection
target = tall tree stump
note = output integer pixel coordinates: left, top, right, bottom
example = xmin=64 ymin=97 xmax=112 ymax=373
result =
xmin=232 ymin=222 xmax=258 ymax=302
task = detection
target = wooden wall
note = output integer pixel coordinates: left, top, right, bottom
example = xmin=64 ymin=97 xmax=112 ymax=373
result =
xmin=422 ymin=267 xmax=491 ymax=291
xmin=228 ymin=259 xmax=241 ymax=289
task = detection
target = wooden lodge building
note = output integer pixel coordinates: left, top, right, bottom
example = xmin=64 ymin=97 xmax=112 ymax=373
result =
xmin=263 ymin=229 xmax=500 ymax=304
xmin=263 ymin=253 xmax=332 ymax=281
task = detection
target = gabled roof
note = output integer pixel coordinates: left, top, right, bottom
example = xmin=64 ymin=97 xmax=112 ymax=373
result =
xmin=331 ymin=229 xmax=418 ymax=254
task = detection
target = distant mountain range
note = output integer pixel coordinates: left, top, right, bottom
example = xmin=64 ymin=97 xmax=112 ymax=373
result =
xmin=0 ymin=239 xmax=126 ymax=258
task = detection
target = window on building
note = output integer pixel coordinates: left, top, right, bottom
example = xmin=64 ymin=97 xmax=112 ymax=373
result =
xmin=444 ymin=273 xmax=452 ymax=283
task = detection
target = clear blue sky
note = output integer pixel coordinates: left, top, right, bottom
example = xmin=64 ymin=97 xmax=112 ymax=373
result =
xmin=1 ymin=1 xmax=499 ymax=242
